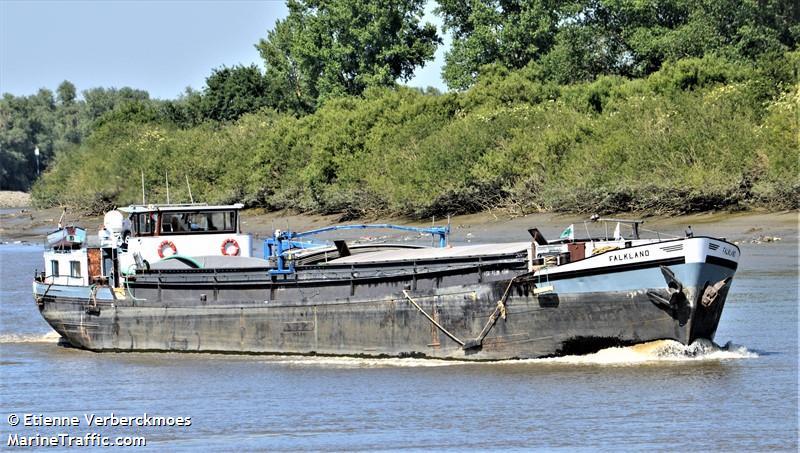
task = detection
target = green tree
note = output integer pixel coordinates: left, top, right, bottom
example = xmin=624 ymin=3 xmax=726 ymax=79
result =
xmin=257 ymin=0 xmax=440 ymax=112
xmin=55 ymin=80 xmax=81 ymax=147
xmin=0 ymin=82 xmax=158 ymax=191
xmin=56 ymin=80 xmax=77 ymax=105
xmin=439 ymin=0 xmax=799 ymax=88
xmin=437 ymin=0 xmax=561 ymax=90
xmin=0 ymin=89 xmax=57 ymax=190
xmin=197 ymin=64 xmax=271 ymax=122
xmin=81 ymin=87 xmax=150 ymax=128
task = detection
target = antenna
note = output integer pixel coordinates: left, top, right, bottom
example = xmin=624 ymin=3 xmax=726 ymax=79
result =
xmin=185 ymin=174 xmax=194 ymax=204
xmin=140 ymin=170 xmax=146 ymax=204
xmin=583 ymin=221 xmax=593 ymax=247
xmin=165 ymin=171 xmax=170 ymax=204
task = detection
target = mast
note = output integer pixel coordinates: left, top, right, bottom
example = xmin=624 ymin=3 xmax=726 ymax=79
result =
xmin=140 ymin=170 xmax=146 ymax=204
xmin=185 ymin=174 xmax=194 ymax=204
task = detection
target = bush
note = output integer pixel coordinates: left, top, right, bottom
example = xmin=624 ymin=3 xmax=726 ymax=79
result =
xmin=33 ymin=55 xmax=798 ymax=219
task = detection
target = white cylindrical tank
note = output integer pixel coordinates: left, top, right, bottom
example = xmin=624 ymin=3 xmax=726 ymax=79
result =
xmin=104 ymin=210 xmax=125 ymax=233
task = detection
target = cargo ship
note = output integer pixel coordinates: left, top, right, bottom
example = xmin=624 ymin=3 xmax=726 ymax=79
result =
xmin=33 ymin=203 xmax=739 ymax=360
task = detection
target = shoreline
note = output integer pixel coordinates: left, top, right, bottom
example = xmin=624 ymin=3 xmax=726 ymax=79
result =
xmin=1 ymin=202 xmax=796 ymax=246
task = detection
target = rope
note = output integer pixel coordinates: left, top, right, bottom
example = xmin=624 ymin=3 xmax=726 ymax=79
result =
xmin=639 ymin=227 xmax=681 ymax=239
xmin=35 ymin=278 xmax=55 ymax=307
xmin=591 ymin=245 xmax=619 ymax=255
xmin=89 ymin=284 xmax=98 ymax=307
xmin=83 ymin=284 xmax=101 ymax=315
xmin=124 ymin=265 xmax=146 ymax=301
xmin=41 ymin=278 xmax=55 ymax=297
xmin=401 ymin=290 xmax=465 ymax=346
xmin=402 ymin=276 xmax=520 ymax=351
xmin=465 ymin=277 xmax=518 ymax=349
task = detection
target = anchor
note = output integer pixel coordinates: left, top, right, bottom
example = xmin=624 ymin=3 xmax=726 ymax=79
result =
xmin=647 ymin=266 xmax=693 ymax=325
xmin=701 ymin=277 xmax=732 ymax=307
xmin=647 ymin=266 xmax=685 ymax=311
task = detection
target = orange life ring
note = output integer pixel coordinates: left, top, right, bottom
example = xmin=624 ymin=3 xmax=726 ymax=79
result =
xmin=221 ymin=238 xmax=240 ymax=256
xmin=158 ymin=240 xmax=177 ymax=258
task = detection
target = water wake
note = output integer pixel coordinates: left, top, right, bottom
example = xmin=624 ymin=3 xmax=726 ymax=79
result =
xmin=0 ymin=331 xmax=61 ymax=344
xmin=0 ymin=334 xmax=756 ymax=367
xmin=258 ymin=339 xmax=756 ymax=368
xmin=528 ymin=339 xmax=757 ymax=366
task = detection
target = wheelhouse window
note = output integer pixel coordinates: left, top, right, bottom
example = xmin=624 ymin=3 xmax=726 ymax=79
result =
xmin=134 ymin=213 xmax=158 ymax=236
xmin=160 ymin=211 xmax=237 ymax=234
xmin=50 ymin=260 xmax=59 ymax=277
xmin=70 ymin=261 xmax=81 ymax=278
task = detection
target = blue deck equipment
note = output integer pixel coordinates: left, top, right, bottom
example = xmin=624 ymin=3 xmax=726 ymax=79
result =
xmin=264 ymin=224 xmax=450 ymax=275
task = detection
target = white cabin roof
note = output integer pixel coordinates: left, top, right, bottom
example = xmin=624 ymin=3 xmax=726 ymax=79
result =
xmin=120 ymin=203 xmax=244 ymax=214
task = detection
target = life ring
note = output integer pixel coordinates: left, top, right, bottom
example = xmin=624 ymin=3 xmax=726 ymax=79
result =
xmin=158 ymin=240 xmax=177 ymax=258
xmin=221 ymin=238 xmax=240 ymax=256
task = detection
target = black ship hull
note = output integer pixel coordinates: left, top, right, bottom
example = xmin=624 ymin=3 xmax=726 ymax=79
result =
xmin=34 ymin=249 xmax=735 ymax=360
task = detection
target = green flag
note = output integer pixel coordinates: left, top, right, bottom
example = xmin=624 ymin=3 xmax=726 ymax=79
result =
xmin=560 ymin=224 xmax=574 ymax=240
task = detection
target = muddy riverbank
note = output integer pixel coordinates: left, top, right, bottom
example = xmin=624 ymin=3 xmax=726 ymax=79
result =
xmin=1 ymin=196 xmax=795 ymax=248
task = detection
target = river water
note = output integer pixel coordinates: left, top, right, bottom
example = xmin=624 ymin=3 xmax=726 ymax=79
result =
xmin=1 ymin=220 xmax=797 ymax=451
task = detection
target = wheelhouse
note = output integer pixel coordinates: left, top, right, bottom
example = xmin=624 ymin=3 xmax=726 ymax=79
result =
xmin=122 ymin=204 xmax=243 ymax=238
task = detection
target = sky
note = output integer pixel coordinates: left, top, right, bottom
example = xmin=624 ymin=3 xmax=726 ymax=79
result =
xmin=1 ymin=0 xmax=449 ymax=100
